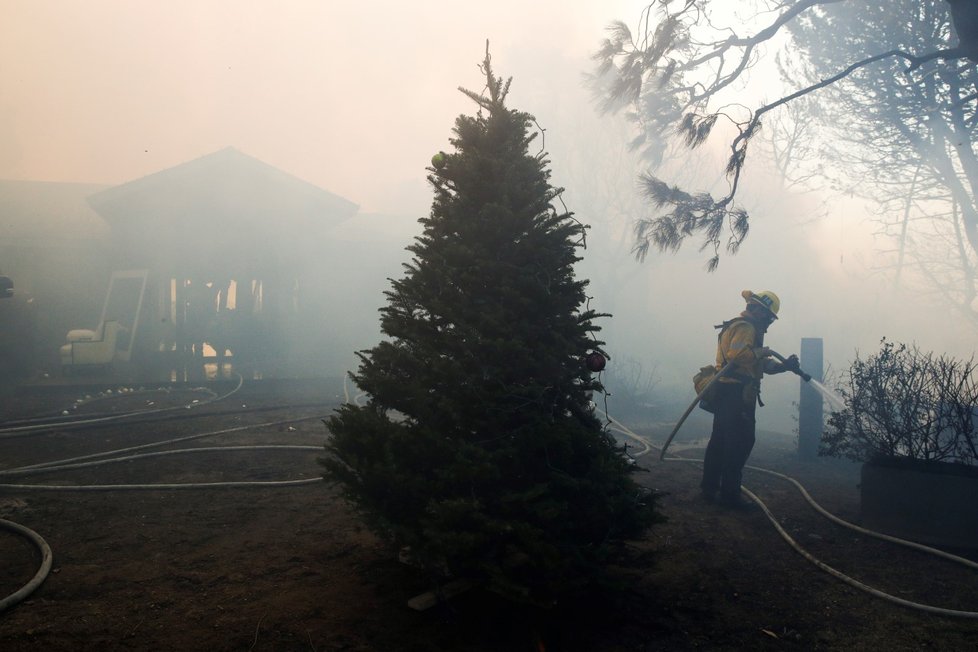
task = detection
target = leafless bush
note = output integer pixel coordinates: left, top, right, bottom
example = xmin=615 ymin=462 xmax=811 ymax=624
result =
xmin=821 ymin=340 xmax=978 ymax=466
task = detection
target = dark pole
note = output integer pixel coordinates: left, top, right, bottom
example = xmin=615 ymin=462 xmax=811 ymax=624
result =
xmin=798 ymin=337 xmax=824 ymax=459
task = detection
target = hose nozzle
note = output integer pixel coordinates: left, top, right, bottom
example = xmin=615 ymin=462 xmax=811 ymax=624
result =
xmin=771 ymin=351 xmax=812 ymax=382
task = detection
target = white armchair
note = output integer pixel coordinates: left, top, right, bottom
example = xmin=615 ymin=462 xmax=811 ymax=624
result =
xmin=65 ymin=326 xmax=98 ymax=343
xmin=60 ymin=320 xmax=126 ymax=371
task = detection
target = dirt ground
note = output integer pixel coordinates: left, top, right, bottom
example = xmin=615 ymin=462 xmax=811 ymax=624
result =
xmin=1 ymin=379 xmax=977 ymax=651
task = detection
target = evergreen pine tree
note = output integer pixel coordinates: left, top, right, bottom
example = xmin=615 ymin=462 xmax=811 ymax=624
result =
xmin=323 ymin=50 xmax=661 ymax=604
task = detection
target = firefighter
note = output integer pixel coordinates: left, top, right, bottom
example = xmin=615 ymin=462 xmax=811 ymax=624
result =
xmin=700 ymin=290 xmax=798 ymax=509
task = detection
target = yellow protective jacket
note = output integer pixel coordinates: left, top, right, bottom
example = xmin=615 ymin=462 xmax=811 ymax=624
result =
xmin=715 ymin=315 xmax=768 ymax=385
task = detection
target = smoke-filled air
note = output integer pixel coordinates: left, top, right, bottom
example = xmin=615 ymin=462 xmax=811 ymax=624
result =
xmin=2 ymin=1 xmax=975 ymax=421
xmin=2 ymin=1 xmax=978 ymax=648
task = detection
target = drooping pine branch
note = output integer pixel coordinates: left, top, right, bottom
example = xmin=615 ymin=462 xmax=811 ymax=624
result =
xmin=633 ymin=173 xmax=748 ymax=272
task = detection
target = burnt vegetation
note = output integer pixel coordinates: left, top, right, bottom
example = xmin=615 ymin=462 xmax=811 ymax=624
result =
xmin=822 ymin=339 xmax=978 ymax=465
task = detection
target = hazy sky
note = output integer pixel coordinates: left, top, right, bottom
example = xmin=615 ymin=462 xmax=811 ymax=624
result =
xmin=0 ymin=1 xmax=649 ymax=214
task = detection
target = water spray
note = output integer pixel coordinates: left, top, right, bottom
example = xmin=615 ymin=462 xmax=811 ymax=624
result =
xmin=659 ymin=349 xmax=813 ymax=460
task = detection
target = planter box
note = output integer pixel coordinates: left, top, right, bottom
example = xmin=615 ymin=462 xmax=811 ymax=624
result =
xmin=861 ymin=458 xmax=978 ymax=550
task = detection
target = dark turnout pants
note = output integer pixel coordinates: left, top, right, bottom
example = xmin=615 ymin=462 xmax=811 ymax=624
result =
xmin=701 ymin=381 xmax=756 ymax=500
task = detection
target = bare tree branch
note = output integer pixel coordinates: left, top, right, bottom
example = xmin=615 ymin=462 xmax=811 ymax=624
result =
xmin=590 ymin=0 xmax=978 ymax=270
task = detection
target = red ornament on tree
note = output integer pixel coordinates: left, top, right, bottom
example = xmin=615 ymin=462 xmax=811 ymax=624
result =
xmin=585 ymin=351 xmax=606 ymax=372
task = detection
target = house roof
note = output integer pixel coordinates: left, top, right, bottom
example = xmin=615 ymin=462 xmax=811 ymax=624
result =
xmin=85 ymin=147 xmax=360 ymax=277
xmin=88 ymin=146 xmax=358 ymax=232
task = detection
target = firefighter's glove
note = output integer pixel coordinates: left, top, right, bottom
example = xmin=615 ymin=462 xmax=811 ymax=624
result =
xmin=784 ymin=355 xmax=800 ymax=372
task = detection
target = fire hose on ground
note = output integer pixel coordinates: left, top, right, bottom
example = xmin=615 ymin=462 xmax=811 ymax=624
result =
xmin=4 ymin=372 xmax=978 ymax=620
xmin=0 ymin=518 xmax=52 ymax=613
xmin=602 ymin=347 xmax=978 ymax=621
xmin=0 ymin=380 xmax=329 ymax=613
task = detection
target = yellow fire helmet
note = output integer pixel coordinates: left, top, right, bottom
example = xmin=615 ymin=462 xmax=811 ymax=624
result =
xmin=742 ymin=289 xmax=780 ymax=319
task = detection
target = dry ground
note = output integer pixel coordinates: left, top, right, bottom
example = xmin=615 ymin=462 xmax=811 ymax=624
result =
xmin=1 ymin=379 xmax=977 ymax=651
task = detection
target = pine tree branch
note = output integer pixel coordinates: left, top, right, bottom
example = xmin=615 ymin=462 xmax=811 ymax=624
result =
xmin=723 ymin=48 xmax=928 ymax=208
xmin=683 ymin=0 xmax=847 ymax=102
xmin=655 ymin=46 xmax=956 ymax=271
xmin=593 ymin=1 xmax=978 ymax=270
